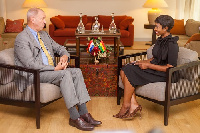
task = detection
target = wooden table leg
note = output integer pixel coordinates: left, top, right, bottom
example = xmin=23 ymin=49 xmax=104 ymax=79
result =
xmin=76 ymin=37 xmax=80 ymax=57
xmin=116 ymin=37 xmax=120 ymax=57
xmin=114 ymin=38 xmax=116 ymax=56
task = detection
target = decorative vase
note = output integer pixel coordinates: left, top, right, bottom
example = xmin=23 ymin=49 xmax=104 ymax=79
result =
xmin=77 ymin=13 xmax=85 ymax=34
xmin=109 ymin=13 xmax=117 ymax=34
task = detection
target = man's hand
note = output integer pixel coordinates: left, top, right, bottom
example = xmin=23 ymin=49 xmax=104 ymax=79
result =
xmin=60 ymin=55 xmax=68 ymax=63
xmin=54 ymin=61 xmax=68 ymax=71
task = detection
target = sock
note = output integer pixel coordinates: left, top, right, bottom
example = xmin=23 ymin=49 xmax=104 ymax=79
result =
xmin=78 ymin=103 xmax=88 ymax=116
xmin=68 ymin=106 xmax=80 ymax=120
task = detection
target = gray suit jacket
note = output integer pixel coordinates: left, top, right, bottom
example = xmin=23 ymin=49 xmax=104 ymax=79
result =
xmin=14 ymin=27 xmax=70 ymax=91
xmin=14 ymin=26 xmax=70 ymax=72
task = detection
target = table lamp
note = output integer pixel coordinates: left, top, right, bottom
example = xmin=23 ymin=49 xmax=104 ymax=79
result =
xmin=22 ymin=0 xmax=47 ymax=8
xmin=143 ymin=0 xmax=168 ymax=25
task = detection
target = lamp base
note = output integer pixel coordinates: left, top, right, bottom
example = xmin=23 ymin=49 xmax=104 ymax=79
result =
xmin=148 ymin=8 xmax=161 ymax=25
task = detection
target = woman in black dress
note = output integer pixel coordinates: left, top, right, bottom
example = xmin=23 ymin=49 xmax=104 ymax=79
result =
xmin=114 ymin=15 xmax=179 ymax=119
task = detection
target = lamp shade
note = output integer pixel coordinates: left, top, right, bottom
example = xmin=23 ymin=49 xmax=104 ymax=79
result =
xmin=22 ymin=0 xmax=47 ymax=8
xmin=143 ymin=0 xmax=168 ymax=24
xmin=143 ymin=0 xmax=168 ymax=8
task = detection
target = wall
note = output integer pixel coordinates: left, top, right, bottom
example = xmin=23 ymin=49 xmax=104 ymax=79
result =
xmin=2 ymin=0 xmax=176 ymax=41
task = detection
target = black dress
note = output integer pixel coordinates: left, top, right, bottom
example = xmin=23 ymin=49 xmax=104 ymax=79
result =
xmin=122 ymin=34 xmax=179 ymax=88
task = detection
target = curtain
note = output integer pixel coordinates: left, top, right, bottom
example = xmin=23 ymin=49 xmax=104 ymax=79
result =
xmin=176 ymin=0 xmax=200 ymax=21
xmin=0 ymin=0 xmax=6 ymax=20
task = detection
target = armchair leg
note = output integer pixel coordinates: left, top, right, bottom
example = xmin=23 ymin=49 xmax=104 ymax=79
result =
xmin=36 ymin=102 xmax=40 ymax=129
xmin=117 ymin=87 xmax=122 ymax=105
xmin=164 ymin=103 xmax=170 ymax=126
xmin=36 ymin=107 xmax=40 ymax=129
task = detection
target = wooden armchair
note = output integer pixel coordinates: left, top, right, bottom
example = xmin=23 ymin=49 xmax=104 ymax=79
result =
xmin=117 ymin=46 xmax=200 ymax=126
xmin=0 ymin=48 xmax=79 ymax=129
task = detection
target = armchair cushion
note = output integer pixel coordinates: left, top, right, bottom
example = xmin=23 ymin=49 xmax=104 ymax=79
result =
xmin=0 ymin=82 xmax=62 ymax=103
xmin=146 ymin=45 xmax=198 ymax=65
xmin=50 ymin=17 xmax=65 ymax=29
xmin=177 ymin=47 xmax=198 ymax=65
xmin=4 ymin=19 xmax=24 ymax=33
xmin=119 ymin=18 xmax=134 ymax=30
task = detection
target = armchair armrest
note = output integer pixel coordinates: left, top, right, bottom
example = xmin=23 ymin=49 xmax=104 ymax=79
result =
xmin=127 ymin=24 xmax=134 ymax=44
xmin=0 ymin=63 xmax=40 ymax=104
xmin=166 ymin=60 xmax=200 ymax=101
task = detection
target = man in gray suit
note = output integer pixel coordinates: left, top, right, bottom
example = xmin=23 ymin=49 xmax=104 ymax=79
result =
xmin=14 ymin=8 xmax=101 ymax=131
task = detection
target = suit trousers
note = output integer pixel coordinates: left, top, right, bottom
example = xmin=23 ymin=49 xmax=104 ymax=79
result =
xmin=40 ymin=68 xmax=90 ymax=109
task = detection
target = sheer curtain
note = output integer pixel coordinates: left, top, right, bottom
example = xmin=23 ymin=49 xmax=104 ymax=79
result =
xmin=0 ymin=0 xmax=7 ymax=20
xmin=176 ymin=0 xmax=200 ymax=21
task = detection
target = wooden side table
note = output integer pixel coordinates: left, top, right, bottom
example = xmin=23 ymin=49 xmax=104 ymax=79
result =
xmin=144 ymin=24 xmax=156 ymax=45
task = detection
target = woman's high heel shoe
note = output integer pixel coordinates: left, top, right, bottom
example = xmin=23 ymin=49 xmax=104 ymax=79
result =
xmin=113 ymin=107 xmax=130 ymax=119
xmin=122 ymin=105 xmax=142 ymax=120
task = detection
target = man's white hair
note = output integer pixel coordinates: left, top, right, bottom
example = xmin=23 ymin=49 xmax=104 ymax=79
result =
xmin=27 ymin=8 xmax=44 ymax=22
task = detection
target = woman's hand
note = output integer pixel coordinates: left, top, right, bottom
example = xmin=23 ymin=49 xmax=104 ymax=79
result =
xmin=135 ymin=62 xmax=150 ymax=70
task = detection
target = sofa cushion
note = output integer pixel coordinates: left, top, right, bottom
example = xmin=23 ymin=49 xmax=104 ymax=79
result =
xmin=170 ymin=19 xmax=186 ymax=35
xmin=185 ymin=19 xmax=200 ymax=37
xmin=0 ymin=48 xmax=15 ymax=85
xmin=50 ymin=17 xmax=65 ymax=29
xmin=119 ymin=18 xmax=134 ymax=30
xmin=98 ymin=15 xmax=127 ymax=29
xmin=57 ymin=15 xmax=87 ymax=28
xmin=4 ymin=19 xmax=24 ymax=33
xmin=54 ymin=28 xmax=76 ymax=37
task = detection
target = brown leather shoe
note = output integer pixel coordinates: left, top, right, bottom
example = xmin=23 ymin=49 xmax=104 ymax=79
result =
xmin=69 ymin=117 xmax=94 ymax=131
xmin=81 ymin=113 xmax=102 ymax=126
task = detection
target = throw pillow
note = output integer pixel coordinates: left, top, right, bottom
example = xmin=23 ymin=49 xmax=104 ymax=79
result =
xmin=185 ymin=19 xmax=200 ymax=37
xmin=4 ymin=19 xmax=24 ymax=33
xmin=50 ymin=17 xmax=65 ymax=29
xmin=119 ymin=18 xmax=134 ymax=30
xmin=170 ymin=19 xmax=186 ymax=35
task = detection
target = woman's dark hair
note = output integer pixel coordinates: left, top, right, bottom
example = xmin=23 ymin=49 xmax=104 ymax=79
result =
xmin=155 ymin=15 xmax=174 ymax=32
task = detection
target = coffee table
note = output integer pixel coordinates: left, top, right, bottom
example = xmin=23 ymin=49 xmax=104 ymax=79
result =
xmin=75 ymin=30 xmax=121 ymax=57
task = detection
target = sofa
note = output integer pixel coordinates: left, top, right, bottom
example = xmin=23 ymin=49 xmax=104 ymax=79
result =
xmin=0 ymin=17 xmax=24 ymax=51
xmin=171 ymin=19 xmax=200 ymax=47
xmin=49 ymin=15 xmax=134 ymax=46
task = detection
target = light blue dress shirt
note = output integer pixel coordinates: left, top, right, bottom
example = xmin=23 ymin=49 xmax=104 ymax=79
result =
xmin=28 ymin=26 xmax=50 ymax=65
